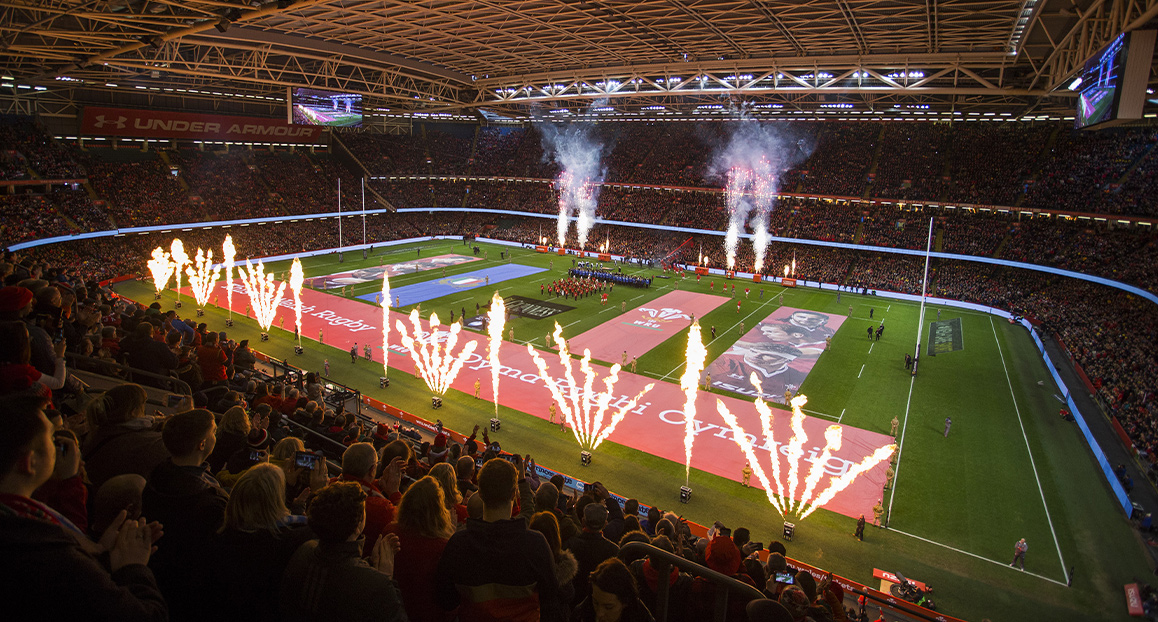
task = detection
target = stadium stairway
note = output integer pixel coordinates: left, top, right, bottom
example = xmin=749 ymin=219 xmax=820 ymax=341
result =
xmin=1115 ymin=143 xmax=1157 ymax=187
xmin=992 ymin=233 xmax=1012 ymax=258
xmin=862 ymin=124 xmax=888 ymax=199
xmin=1016 ymin=124 xmax=1064 ymax=206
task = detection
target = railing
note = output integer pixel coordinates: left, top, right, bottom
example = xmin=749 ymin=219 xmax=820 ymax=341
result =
xmin=618 ymin=542 xmax=764 ymax=622
xmin=65 ymin=352 xmax=192 ymax=396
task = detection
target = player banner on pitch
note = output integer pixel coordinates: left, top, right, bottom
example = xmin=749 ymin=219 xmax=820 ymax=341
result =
xmin=705 ymin=307 xmax=846 ymax=403
xmin=305 ymin=254 xmax=480 ymax=289
xmin=927 ymin=317 xmax=964 ymax=356
xmin=568 ymin=291 xmax=727 ymax=364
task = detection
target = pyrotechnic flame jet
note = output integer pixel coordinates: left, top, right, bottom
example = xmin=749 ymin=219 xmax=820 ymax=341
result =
xmin=289 ymin=258 xmax=304 ymax=345
xmin=222 ymin=236 xmax=236 ymax=320
xmin=680 ymin=320 xmax=709 ymax=487
xmin=395 ymin=310 xmax=478 ymax=395
xmin=147 ymin=247 xmax=174 ymax=295
xmin=185 ymin=248 xmax=221 ymax=309
xmin=526 ymin=322 xmax=654 ymax=451
xmin=170 ymin=239 xmax=189 ymax=305
xmin=379 ymin=271 xmax=390 ymax=380
xmin=239 ymin=259 xmax=286 ymax=331
xmin=487 ymin=291 xmax=506 ymax=415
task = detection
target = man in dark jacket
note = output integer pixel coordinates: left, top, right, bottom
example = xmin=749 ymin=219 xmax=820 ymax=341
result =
xmin=280 ymin=481 xmax=406 ymax=621
xmin=142 ymin=408 xmax=228 ymax=622
xmin=0 ymin=395 xmax=167 ymax=621
xmin=565 ymin=501 xmax=620 ymax=606
xmin=436 ymin=458 xmax=565 ymax=622
xmin=124 ymin=323 xmax=179 ymax=378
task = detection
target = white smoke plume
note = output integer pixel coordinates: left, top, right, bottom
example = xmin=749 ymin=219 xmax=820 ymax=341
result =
xmin=710 ymin=116 xmax=811 ymax=272
xmin=541 ymin=112 xmax=607 ymax=249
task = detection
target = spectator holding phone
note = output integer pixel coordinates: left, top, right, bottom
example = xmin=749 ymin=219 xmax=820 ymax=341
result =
xmin=0 ymin=394 xmax=167 ymax=621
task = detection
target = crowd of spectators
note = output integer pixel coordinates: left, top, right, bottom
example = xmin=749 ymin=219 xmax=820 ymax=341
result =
xmin=4 ymin=113 xmax=1158 ymax=476
xmin=1024 ymin=126 xmax=1158 ymax=216
xmin=871 ymin=123 xmax=951 ymax=201
xmin=0 ymin=245 xmax=864 ymax=622
xmin=0 ymin=116 xmax=85 ymax=179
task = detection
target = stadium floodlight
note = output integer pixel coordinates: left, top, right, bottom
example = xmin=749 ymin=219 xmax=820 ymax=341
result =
xmin=1068 ymin=76 xmax=1083 ymax=91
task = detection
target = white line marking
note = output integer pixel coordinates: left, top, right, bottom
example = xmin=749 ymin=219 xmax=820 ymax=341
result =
xmin=868 ymin=343 xmax=874 ymax=354
xmin=886 ymin=374 xmax=916 ymax=519
xmin=839 ymin=408 xmax=846 ymax=423
xmin=990 ymin=316 xmax=1068 ymax=581
xmin=801 ymin=408 xmax=839 ymax=420
xmin=857 ymin=364 xmax=865 ymax=378
xmin=887 ymin=304 xmax=891 ymax=312
xmin=890 ymin=528 xmax=1068 ymax=587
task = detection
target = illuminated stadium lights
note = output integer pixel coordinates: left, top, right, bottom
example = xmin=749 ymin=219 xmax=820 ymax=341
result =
xmin=641 ymin=105 xmax=666 ymax=111
xmin=820 ymin=103 xmax=853 ymax=108
xmin=799 ymin=72 xmax=833 ymax=80
xmin=886 ymin=70 xmax=926 ymax=79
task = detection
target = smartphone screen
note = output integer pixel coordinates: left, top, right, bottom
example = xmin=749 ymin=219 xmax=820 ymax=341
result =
xmin=294 ymin=451 xmax=319 ymax=470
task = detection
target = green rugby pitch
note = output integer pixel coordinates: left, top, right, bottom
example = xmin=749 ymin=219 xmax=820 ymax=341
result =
xmin=121 ymin=237 xmax=1149 ymax=621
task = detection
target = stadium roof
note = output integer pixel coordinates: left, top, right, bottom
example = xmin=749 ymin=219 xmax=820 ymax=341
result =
xmin=2 ymin=0 xmax=1156 ymax=123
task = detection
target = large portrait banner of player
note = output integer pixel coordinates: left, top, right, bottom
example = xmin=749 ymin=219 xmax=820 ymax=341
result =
xmin=705 ymin=307 xmax=845 ymax=403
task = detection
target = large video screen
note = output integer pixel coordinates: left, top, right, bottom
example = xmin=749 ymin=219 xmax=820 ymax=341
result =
xmin=1075 ymin=31 xmax=1157 ymax=130
xmin=291 ymin=88 xmax=363 ymax=128
xmin=1075 ymin=34 xmax=1126 ymax=129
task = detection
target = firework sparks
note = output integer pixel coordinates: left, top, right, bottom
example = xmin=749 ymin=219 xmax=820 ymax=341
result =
xmin=147 ymin=247 xmax=174 ymax=294
xmin=170 ymin=239 xmax=189 ymax=305
xmin=238 ymin=259 xmax=286 ymax=331
xmin=185 ymin=249 xmax=221 ymax=309
xmin=793 ymin=425 xmax=844 ymax=517
xmin=222 ymin=235 xmax=236 ymax=319
xmin=717 ymin=376 xmax=898 ymax=521
xmin=525 ymin=322 xmax=654 ymax=451
xmin=680 ymin=320 xmax=709 ymax=486
xmin=782 ymin=394 xmax=810 ymax=513
xmin=289 ymin=258 xmax=304 ymax=344
xmin=716 ymin=399 xmax=786 ymax=516
xmin=797 ymin=444 xmax=897 ymax=520
xmin=486 ymin=291 xmax=506 ymax=415
xmin=395 ymin=310 xmax=478 ymax=395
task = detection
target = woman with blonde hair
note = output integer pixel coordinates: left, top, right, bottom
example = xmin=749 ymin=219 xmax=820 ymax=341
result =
xmin=530 ymin=511 xmax=578 ymax=610
xmin=82 ymin=383 xmax=169 ymax=489
xmin=387 ymin=476 xmax=454 ymax=621
xmin=428 ymin=461 xmax=468 ymax=527
xmin=211 ymin=463 xmax=312 ymax=622
xmin=208 ymin=405 xmax=269 ymax=474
